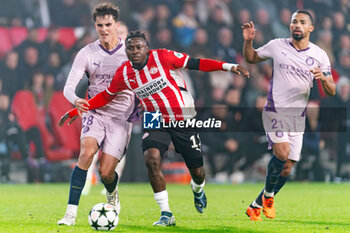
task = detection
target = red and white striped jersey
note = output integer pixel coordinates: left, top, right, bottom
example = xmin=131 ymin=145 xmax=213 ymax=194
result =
xmin=106 ymin=49 xmax=196 ymax=121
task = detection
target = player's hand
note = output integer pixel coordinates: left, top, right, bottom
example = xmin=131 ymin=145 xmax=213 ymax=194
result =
xmin=74 ymin=98 xmax=90 ymax=117
xmin=58 ymin=113 xmax=78 ymax=127
xmin=310 ymin=67 xmax=326 ymax=81
xmin=230 ymin=65 xmax=250 ymax=78
xmin=241 ymin=21 xmax=256 ymax=42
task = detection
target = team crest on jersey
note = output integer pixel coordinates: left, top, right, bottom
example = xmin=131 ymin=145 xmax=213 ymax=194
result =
xmin=306 ymin=57 xmax=314 ymax=66
xmin=174 ymin=52 xmax=184 ymax=58
xmin=149 ymin=67 xmax=159 ymax=74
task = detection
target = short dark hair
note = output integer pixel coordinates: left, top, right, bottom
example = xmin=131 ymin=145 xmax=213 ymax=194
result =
xmin=126 ymin=30 xmax=149 ymax=46
xmin=92 ymin=3 xmax=119 ymax=22
xmin=295 ymin=9 xmax=314 ymax=25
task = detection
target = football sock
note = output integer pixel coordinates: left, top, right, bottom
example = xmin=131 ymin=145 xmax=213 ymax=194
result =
xmin=274 ymin=175 xmax=288 ymax=195
xmin=264 ymin=155 xmax=286 ymax=193
xmin=191 ymin=179 xmax=205 ymax=194
xmin=68 ymin=165 xmax=87 ymax=205
xmin=102 ymin=172 xmax=119 ymax=193
xmin=154 ymin=190 xmax=171 ymax=212
xmin=255 ymin=172 xmax=289 ymax=206
xmin=251 ymin=200 xmax=262 ymax=208
xmin=255 ymin=189 xmax=264 ymax=206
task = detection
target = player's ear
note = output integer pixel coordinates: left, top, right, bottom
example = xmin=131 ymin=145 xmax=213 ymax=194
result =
xmin=309 ymin=24 xmax=314 ymax=33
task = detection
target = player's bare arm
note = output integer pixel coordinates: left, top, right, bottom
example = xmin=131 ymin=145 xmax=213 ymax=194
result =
xmin=186 ymin=58 xmax=249 ymax=78
xmin=242 ymin=21 xmax=265 ymax=64
xmin=310 ymin=67 xmax=336 ymax=96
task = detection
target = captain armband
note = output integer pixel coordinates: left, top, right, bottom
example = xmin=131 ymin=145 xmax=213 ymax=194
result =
xmin=322 ymin=71 xmax=332 ymax=77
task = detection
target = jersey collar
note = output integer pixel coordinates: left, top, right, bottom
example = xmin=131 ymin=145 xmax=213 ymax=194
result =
xmin=98 ymin=39 xmax=123 ymax=55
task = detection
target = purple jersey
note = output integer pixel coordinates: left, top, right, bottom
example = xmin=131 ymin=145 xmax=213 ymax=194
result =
xmin=256 ymin=38 xmax=331 ymax=116
xmin=64 ymin=39 xmax=135 ymax=119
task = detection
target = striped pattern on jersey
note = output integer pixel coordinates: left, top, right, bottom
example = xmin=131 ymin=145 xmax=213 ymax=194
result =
xmin=107 ymin=49 xmax=192 ymax=121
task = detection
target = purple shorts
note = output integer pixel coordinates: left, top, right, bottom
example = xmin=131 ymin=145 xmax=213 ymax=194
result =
xmin=262 ymin=110 xmax=305 ymax=161
xmin=80 ymin=111 xmax=132 ymax=160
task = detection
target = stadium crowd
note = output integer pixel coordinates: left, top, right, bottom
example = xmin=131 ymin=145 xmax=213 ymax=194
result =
xmin=0 ymin=0 xmax=350 ymax=183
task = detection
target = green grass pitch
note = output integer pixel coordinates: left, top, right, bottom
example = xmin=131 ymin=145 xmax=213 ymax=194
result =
xmin=0 ymin=183 xmax=350 ymax=233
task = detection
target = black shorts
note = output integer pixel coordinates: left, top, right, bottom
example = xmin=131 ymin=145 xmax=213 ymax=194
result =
xmin=142 ymin=127 xmax=203 ymax=169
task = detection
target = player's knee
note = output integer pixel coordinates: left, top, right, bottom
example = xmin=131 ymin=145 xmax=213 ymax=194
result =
xmin=77 ymin=148 xmax=96 ymax=169
xmin=79 ymin=149 xmax=95 ymax=161
xmin=273 ymin=144 xmax=290 ymax=161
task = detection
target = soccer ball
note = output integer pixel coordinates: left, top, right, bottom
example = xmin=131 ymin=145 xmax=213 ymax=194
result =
xmin=88 ymin=203 xmax=119 ymax=231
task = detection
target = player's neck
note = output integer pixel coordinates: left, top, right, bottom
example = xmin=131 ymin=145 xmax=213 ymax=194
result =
xmin=100 ymin=38 xmax=120 ymax=51
xmin=291 ymin=38 xmax=310 ymax=51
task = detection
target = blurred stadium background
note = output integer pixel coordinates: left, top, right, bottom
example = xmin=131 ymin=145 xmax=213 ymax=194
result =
xmin=0 ymin=0 xmax=349 ymax=185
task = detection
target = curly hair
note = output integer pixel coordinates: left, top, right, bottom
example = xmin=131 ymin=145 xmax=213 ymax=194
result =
xmin=92 ymin=3 xmax=120 ymax=22
xmin=125 ymin=31 xmax=149 ymax=46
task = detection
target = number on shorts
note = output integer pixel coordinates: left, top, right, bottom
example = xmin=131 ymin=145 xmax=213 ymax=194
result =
xmin=86 ymin=116 xmax=94 ymax=125
xmin=271 ymin=119 xmax=283 ymax=129
xmin=190 ymin=134 xmax=202 ymax=152
xmin=82 ymin=116 xmax=94 ymax=133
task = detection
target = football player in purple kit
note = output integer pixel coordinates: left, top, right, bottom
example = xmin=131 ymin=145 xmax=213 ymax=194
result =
xmin=57 ymin=3 xmax=137 ymax=226
xmin=242 ymin=9 xmax=335 ymax=221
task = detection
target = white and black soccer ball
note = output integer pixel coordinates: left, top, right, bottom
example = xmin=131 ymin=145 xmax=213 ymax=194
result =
xmin=88 ymin=203 xmax=119 ymax=231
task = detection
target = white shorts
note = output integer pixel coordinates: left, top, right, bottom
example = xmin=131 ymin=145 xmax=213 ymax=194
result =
xmin=80 ymin=111 xmax=132 ymax=160
xmin=262 ymin=110 xmax=305 ymax=161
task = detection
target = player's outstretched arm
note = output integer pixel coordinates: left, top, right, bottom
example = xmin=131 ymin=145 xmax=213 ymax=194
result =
xmin=241 ymin=21 xmax=265 ymax=64
xmin=187 ymin=58 xmax=249 ymax=78
xmin=58 ymin=90 xmax=115 ymax=127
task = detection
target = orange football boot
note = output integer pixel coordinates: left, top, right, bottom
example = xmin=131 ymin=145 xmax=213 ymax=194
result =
xmin=246 ymin=206 xmax=262 ymax=221
xmin=262 ymin=195 xmax=275 ymax=219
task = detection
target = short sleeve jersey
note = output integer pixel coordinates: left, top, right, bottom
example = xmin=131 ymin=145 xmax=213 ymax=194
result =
xmin=64 ymin=39 xmax=135 ymax=119
xmin=256 ymin=38 xmax=331 ymax=116
xmin=106 ymin=49 xmax=196 ymax=121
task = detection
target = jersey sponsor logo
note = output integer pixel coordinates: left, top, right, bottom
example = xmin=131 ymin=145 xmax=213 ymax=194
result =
xmin=143 ymin=111 xmax=161 ymax=129
xmin=96 ymin=73 xmax=114 ymax=80
xmin=134 ymin=76 xmax=168 ymax=99
xmin=306 ymin=57 xmax=314 ymax=66
xmin=149 ymin=67 xmax=159 ymax=75
xmin=174 ymin=52 xmax=184 ymax=58
xmin=279 ymin=63 xmax=312 ymax=78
